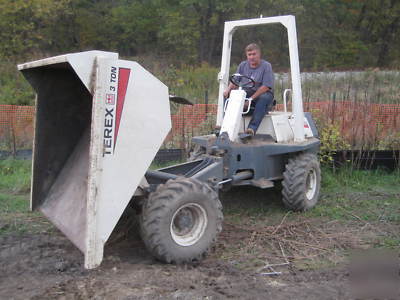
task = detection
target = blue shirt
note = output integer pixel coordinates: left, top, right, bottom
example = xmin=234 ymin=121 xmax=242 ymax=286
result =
xmin=237 ymin=59 xmax=274 ymax=94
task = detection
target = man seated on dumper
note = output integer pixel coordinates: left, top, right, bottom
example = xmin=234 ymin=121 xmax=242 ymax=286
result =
xmin=223 ymin=43 xmax=274 ymax=136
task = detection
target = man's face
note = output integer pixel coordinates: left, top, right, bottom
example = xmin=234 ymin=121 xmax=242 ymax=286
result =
xmin=246 ymin=49 xmax=261 ymax=67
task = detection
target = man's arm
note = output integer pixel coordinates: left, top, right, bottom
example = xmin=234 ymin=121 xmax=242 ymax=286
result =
xmin=249 ymin=85 xmax=269 ymax=100
xmin=256 ymin=62 xmax=274 ymax=99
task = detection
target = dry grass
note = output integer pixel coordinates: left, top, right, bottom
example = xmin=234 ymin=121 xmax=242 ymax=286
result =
xmin=216 ymin=218 xmax=370 ymax=272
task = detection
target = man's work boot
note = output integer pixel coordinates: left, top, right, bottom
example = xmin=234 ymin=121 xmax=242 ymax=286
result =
xmin=239 ymin=128 xmax=254 ymax=141
xmin=245 ymin=128 xmax=255 ymax=136
xmin=213 ymin=125 xmax=221 ymax=137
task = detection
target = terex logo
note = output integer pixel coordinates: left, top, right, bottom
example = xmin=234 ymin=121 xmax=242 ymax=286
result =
xmin=103 ymin=66 xmax=131 ymax=156
xmin=103 ymin=107 xmax=114 ymax=154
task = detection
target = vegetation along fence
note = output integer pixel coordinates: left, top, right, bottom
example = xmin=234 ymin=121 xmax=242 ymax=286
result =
xmin=1 ymin=102 xmax=400 ymax=156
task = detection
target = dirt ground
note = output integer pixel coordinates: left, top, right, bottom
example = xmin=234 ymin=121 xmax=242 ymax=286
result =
xmin=1 ymin=186 xmax=398 ymax=299
xmin=0 ymin=230 xmax=350 ymax=300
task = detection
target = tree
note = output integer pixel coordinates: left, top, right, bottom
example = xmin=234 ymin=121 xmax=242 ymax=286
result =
xmin=355 ymin=0 xmax=400 ymax=67
xmin=0 ymin=0 xmax=72 ymax=60
xmin=156 ymin=0 xmax=246 ymax=64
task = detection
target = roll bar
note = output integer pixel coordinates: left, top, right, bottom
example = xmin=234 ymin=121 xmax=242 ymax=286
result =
xmin=216 ymin=15 xmax=305 ymax=142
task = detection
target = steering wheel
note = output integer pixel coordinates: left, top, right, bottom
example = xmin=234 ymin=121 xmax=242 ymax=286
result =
xmin=229 ymin=73 xmax=255 ymax=88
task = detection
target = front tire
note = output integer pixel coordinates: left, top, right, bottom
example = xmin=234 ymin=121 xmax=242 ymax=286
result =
xmin=139 ymin=177 xmax=223 ymax=263
xmin=282 ymin=152 xmax=321 ymax=211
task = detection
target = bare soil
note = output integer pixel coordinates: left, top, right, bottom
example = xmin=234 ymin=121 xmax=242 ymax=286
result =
xmin=0 ymin=229 xmax=350 ymax=300
xmin=1 ymin=186 xmax=397 ymax=299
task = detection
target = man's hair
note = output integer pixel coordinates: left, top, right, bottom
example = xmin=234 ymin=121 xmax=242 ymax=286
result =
xmin=245 ymin=43 xmax=261 ymax=53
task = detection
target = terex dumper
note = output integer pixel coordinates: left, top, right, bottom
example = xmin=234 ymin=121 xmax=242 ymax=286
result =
xmin=18 ymin=15 xmax=320 ymax=269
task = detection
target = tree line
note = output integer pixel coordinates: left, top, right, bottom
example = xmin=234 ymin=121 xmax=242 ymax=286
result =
xmin=1 ymin=0 xmax=399 ymax=70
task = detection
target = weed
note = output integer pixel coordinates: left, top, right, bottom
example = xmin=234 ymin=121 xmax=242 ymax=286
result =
xmin=149 ymin=159 xmax=184 ymax=170
xmin=0 ymin=192 xmax=29 ymax=213
xmin=0 ymin=158 xmax=31 ymax=194
xmin=376 ymin=237 xmax=400 ymax=249
xmin=0 ymin=159 xmax=33 ymax=235
xmin=317 ymin=121 xmax=350 ymax=165
xmin=307 ymin=167 xmax=400 ymax=223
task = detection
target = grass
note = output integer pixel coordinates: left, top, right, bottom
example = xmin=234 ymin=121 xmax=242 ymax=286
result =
xmin=0 ymin=158 xmax=31 ymax=194
xmin=300 ymin=70 xmax=400 ymax=104
xmin=149 ymin=159 xmax=184 ymax=170
xmin=222 ymin=167 xmax=400 ymax=225
xmin=0 ymin=159 xmax=33 ymax=235
xmin=307 ymin=167 xmax=400 ymax=222
xmin=0 ymin=192 xmax=29 ymax=213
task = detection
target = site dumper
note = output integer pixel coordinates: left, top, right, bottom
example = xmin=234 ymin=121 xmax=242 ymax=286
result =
xmin=19 ymin=15 xmax=321 ymax=269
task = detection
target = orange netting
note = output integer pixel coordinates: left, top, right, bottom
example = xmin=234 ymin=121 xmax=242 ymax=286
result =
xmin=171 ymin=104 xmax=218 ymax=133
xmin=170 ymin=101 xmax=400 ymax=149
xmin=0 ymin=105 xmax=35 ymax=150
xmin=302 ymin=101 xmax=400 ymax=148
xmin=1 ymin=102 xmax=399 ymax=151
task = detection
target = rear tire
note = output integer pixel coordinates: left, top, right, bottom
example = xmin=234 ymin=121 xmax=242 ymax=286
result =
xmin=139 ymin=177 xmax=223 ymax=263
xmin=282 ymin=152 xmax=321 ymax=211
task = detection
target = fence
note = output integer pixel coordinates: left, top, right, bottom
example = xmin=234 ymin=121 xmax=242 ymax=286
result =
xmin=167 ymin=101 xmax=400 ymax=150
xmin=1 ymin=101 xmax=400 ymax=156
xmin=301 ymin=101 xmax=400 ymax=149
xmin=0 ymin=105 xmax=35 ymax=155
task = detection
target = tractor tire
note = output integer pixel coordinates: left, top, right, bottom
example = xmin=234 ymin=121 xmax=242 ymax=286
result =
xmin=188 ymin=144 xmax=206 ymax=161
xmin=282 ymin=152 xmax=321 ymax=211
xmin=139 ymin=177 xmax=223 ymax=264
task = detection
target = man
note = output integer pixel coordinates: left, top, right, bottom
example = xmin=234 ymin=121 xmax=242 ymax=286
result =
xmin=223 ymin=43 xmax=274 ymax=136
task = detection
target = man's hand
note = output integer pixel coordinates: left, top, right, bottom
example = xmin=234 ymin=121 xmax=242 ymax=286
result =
xmin=223 ymin=82 xmax=238 ymax=99
xmin=223 ymin=89 xmax=230 ymax=99
xmin=251 ymin=86 xmax=269 ymax=100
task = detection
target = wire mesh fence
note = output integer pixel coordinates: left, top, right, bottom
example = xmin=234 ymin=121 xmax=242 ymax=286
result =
xmin=0 ymin=105 xmax=35 ymax=156
xmin=1 ymin=101 xmax=399 ymax=157
xmin=301 ymin=101 xmax=400 ymax=149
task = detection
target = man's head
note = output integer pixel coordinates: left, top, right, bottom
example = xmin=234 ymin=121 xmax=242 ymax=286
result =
xmin=245 ymin=43 xmax=261 ymax=68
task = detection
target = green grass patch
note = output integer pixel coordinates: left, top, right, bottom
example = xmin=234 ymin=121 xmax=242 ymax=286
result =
xmin=0 ymin=159 xmax=32 ymax=235
xmin=149 ymin=159 xmax=184 ymax=170
xmin=0 ymin=210 xmax=52 ymax=236
xmin=0 ymin=192 xmax=29 ymax=213
xmin=222 ymin=187 xmax=288 ymax=226
xmin=376 ymin=237 xmax=400 ymax=249
xmin=321 ymin=166 xmax=400 ymax=193
xmin=223 ymin=167 xmax=400 ymax=228
xmin=0 ymin=159 xmax=31 ymax=194
xmin=306 ymin=167 xmax=400 ymax=223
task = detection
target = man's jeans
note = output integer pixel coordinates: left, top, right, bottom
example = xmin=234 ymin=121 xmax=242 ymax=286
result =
xmin=246 ymin=91 xmax=274 ymax=132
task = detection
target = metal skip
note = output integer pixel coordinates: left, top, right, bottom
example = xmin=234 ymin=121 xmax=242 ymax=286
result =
xmin=18 ymin=51 xmax=172 ymax=269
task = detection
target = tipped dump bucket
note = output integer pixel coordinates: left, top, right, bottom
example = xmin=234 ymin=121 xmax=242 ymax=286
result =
xmin=18 ymin=51 xmax=171 ymax=268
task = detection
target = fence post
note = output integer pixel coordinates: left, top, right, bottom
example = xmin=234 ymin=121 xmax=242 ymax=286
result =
xmin=180 ymin=106 xmax=185 ymax=151
xmin=10 ymin=123 xmax=17 ymax=158
xmin=205 ymin=90 xmax=208 ymax=117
